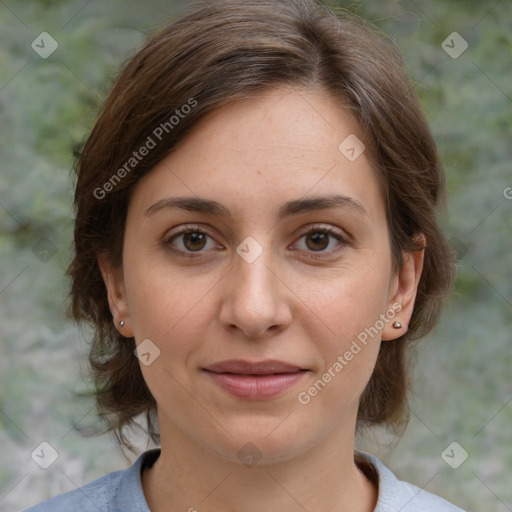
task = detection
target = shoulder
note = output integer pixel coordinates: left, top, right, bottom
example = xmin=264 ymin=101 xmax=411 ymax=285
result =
xmin=23 ymin=470 xmax=121 ymax=511
xmin=23 ymin=449 xmax=159 ymax=512
xmin=357 ymin=451 xmax=466 ymax=512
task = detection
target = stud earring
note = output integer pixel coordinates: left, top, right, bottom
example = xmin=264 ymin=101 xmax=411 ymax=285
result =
xmin=119 ymin=320 xmax=125 ymax=328
xmin=392 ymin=321 xmax=402 ymax=329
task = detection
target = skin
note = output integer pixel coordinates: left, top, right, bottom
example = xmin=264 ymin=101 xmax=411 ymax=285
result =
xmin=99 ymin=85 xmax=425 ymax=512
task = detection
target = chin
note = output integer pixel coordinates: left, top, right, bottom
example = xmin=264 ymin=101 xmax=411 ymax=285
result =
xmin=197 ymin=414 xmax=321 ymax=467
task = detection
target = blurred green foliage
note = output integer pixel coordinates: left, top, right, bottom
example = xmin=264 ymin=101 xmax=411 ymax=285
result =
xmin=0 ymin=0 xmax=510 ymax=510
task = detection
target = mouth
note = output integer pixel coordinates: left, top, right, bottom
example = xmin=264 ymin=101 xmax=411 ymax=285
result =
xmin=202 ymin=359 xmax=308 ymax=400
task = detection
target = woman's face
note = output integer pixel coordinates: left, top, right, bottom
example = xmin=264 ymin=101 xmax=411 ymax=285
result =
xmin=102 ymin=85 xmax=421 ymax=464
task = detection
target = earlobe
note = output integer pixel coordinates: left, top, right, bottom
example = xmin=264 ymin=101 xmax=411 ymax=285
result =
xmin=382 ymin=234 xmax=426 ymax=341
xmin=97 ymin=253 xmax=134 ymax=337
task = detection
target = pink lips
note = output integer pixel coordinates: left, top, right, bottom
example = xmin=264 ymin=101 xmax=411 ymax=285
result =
xmin=203 ymin=359 xmax=307 ymax=400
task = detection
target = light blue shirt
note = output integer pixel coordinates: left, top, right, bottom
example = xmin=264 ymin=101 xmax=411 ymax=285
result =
xmin=24 ymin=449 xmax=465 ymax=511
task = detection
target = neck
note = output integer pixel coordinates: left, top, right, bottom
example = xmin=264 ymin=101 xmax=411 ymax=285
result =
xmin=141 ymin=416 xmax=378 ymax=512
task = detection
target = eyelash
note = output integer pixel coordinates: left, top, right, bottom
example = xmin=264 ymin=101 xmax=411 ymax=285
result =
xmin=163 ymin=224 xmax=349 ymax=260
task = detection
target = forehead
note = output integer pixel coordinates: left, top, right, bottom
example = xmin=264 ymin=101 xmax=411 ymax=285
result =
xmin=129 ymin=85 xmax=386 ymax=223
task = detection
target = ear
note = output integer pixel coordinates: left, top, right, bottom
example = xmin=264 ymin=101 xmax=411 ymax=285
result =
xmin=97 ymin=252 xmax=134 ymax=337
xmin=382 ymin=233 xmax=426 ymax=341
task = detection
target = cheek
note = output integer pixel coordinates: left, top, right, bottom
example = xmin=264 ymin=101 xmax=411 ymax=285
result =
xmin=123 ymin=259 xmax=217 ymax=406
xmin=123 ymin=252 xmax=219 ymax=352
xmin=295 ymin=256 xmax=390 ymax=403
xmin=298 ymin=252 xmax=391 ymax=342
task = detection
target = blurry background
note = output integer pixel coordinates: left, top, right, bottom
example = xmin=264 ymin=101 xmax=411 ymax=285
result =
xmin=0 ymin=0 xmax=510 ymax=510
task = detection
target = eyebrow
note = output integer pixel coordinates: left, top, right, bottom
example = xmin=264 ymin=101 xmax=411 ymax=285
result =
xmin=145 ymin=194 xmax=368 ymax=220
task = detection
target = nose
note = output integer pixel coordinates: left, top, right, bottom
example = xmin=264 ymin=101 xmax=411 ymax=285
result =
xmin=219 ymin=240 xmax=293 ymax=339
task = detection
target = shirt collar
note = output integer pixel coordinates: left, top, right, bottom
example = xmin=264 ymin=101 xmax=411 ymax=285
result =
xmin=110 ymin=448 xmax=160 ymax=511
xmin=111 ymin=448 xmax=391 ymax=511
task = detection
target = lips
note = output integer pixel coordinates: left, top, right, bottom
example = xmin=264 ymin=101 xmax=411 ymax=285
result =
xmin=205 ymin=359 xmax=304 ymax=375
xmin=203 ymin=359 xmax=307 ymax=399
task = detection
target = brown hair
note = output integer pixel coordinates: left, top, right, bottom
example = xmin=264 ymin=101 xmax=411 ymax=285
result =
xmin=68 ymin=0 xmax=455 ymax=451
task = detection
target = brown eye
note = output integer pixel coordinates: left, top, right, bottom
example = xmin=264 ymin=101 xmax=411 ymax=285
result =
xmin=305 ymin=231 xmax=330 ymax=251
xmin=291 ymin=225 xmax=348 ymax=258
xmin=165 ymin=226 xmax=221 ymax=256
xmin=182 ymin=231 xmax=207 ymax=251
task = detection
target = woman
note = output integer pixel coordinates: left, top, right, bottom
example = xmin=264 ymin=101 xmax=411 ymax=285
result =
xmin=26 ymin=0 xmax=464 ymax=510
